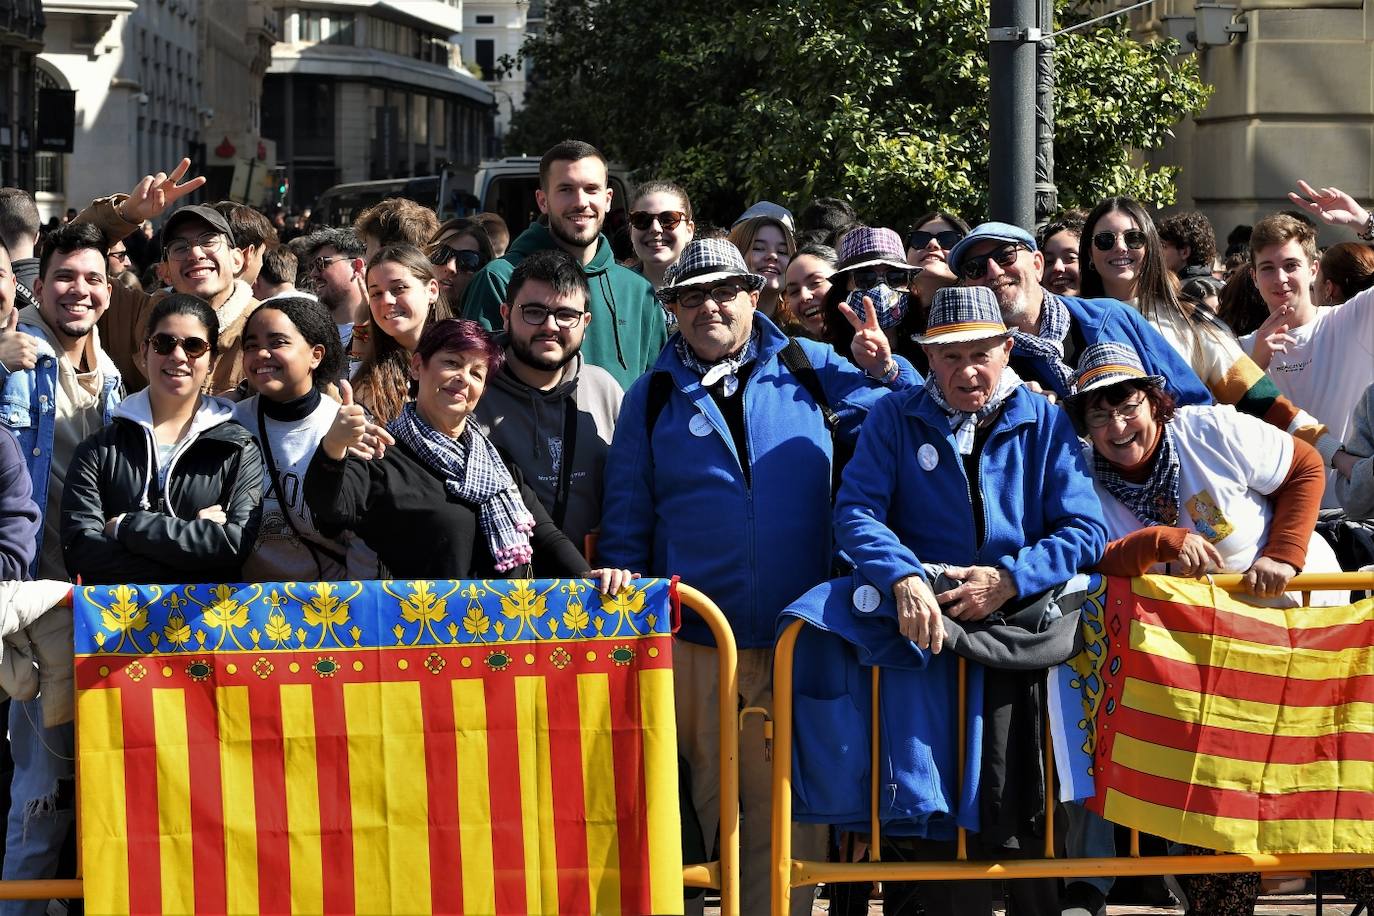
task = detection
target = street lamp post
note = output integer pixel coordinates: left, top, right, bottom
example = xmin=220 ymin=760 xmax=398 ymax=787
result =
xmin=988 ymin=0 xmax=1040 ymax=229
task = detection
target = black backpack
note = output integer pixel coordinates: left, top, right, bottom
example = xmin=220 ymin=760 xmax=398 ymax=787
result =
xmin=643 ymin=338 xmax=853 ymax=495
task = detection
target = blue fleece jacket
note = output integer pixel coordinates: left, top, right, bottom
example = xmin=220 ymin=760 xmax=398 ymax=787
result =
xmin=599 ymin=313 xmax=919 ymax=647
xmin=1018 ymin=294 xmax=1211 ymax=406
xmin=834 ymin=384 xmax=1106 ymax=599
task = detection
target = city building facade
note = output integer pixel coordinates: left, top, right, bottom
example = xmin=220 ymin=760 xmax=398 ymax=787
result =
xmin=463 ymin=0 xmax=532 ymax=138
xmin=0 ymin=0 xmax=45 ymax=193
xmin=263 ymin=0 xmax=496 ymax=213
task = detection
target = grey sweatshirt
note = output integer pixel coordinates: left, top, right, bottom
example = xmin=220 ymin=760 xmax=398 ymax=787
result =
xmin=1338 ymin=381 xmax=1374 ymax=521
xmin=472 ymin=343 xmax=622 ymax=554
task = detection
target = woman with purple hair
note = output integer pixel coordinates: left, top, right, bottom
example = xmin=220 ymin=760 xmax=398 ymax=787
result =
xmin=305 ymin=318 xmax=632 ymax=589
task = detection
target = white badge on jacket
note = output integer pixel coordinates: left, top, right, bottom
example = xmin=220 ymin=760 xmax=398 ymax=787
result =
xmin=689 ymin=413 xmax=713 ymax=437
xmin=918 ymin=443 xmax=939 ymax=471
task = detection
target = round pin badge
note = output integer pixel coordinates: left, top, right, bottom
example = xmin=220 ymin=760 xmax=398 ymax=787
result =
xmin=852 ymin=584 xmax=881 ymax=613
xmin=918 ymin=443 xmax=939 ymax=471
xmin=688 ymin=413 xmax=713 ymax=437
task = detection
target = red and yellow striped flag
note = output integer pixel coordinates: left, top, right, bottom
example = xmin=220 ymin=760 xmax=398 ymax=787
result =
xmin=74 ymin=578 xmax=683 ymax=914
xmin=1084 ymin=575 xmax=1374 ymax=854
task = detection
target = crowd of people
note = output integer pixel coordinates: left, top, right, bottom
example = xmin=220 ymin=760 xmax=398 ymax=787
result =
xmin=0 ymin=139 xmax=1368 ymax=915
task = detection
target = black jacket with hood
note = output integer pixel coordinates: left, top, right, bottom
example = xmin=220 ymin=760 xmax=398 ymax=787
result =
xmin=61 ymin=390 xmax=264 ymax=584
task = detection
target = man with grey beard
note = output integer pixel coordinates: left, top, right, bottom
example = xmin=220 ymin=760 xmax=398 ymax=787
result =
xmin=471 ymin=248 xmax=622 ymax=553
xmin=950 ymin=221 xmax=1210 ymax=406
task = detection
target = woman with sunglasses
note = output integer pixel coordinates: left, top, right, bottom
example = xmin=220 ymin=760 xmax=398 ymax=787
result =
xmin=61 ymin=294 xmax=264 ymax=584
xmin=1079 ymin=198 xmax=1338 ymax=450
xmin=905 ymin=210 xmax=969 ymax=314
xmin=353 ymin=244 xmax=455 ymax=425
xmin=628 ymin=181 xmax=695 ymax=290
xmin=728 ymin=215 xmax=795 ymax=321
xmin=306 ymin=318 xmax=632 ymax=590
xmin=820 ymin=227 xmax=927 ymax=370
xmin=425 ymin=218 xmax=492 ymax=311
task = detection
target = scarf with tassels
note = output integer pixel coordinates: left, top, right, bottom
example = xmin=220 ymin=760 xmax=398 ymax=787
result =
xmin=389 ymin=403 xmax=535 ymax=572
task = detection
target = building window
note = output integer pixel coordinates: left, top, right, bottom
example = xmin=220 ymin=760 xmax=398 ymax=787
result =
xmin=475 ymin=14 xmax=494 ymax=23
xmin=301 ymin=10 xmax=354 ymax=45
xmin=475 ymin=39 xmax=495 ymax=79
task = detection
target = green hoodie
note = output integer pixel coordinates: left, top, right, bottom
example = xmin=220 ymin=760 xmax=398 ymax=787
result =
xmin=460 ymin=223 xmax=668 ymax=390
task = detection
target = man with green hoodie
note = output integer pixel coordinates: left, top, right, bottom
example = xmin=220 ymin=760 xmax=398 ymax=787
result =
xmin=461 ymin=140 xmax=667 ymax=390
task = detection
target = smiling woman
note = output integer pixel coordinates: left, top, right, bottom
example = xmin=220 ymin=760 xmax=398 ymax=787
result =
xmin=728 ymin=215 xmax=795 ymax=321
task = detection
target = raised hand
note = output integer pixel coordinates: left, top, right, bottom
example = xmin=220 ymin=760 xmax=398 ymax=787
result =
xmin=839 ymin=295 xmax=895 ymax=379
xmin=1248 ymin=305 xmax=1296 ymax=370
xmin=0 ymin=308 xmax=37 ymax=372
xmin=1287 ymin=180 xmax=1370 ymax=230
xmin=117 ymin=158 xmax=208 ymax=224
xmin=322 ymin=380 xmax=370 ymax=460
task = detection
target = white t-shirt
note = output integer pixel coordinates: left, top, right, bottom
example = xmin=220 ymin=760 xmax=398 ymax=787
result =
xmin=1240 ymin=289 xmax=1374 ymax=506
xmin=1089 ymin=405 xmax=1343 ymax=604
xmin=234 ymin=394 xmax=378 ymax=581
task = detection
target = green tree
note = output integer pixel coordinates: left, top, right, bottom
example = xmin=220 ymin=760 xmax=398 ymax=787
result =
xmin=505 ymin=0 xmax=1211 ymax=227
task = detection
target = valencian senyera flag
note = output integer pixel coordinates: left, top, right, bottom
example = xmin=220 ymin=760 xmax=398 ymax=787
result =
xmin=74 ymin=577 xmax=683 ymax=915
xmin=1073 ymin=574 xmax=1374 ymax=855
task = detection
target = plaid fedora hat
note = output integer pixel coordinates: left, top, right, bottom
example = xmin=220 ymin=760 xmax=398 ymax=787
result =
xmin=658 ymin=238 xmax=765 ymax=301
xmin=1069 ymin=342 xmax=1166 ymax=398
xmin=916 ymin=287 xmax=1012 ymax=345
xmin=837 ymin=227 xmax=916 ymax=272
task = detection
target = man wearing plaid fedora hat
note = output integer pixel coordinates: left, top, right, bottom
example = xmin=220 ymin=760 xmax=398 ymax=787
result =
xmin=600 ymin=236 xmax=921 ymax=915
xmin=834 ymin=285 xmax=1106 ymax=916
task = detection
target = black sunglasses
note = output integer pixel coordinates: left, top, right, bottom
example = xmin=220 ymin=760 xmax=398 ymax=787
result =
xmin=428 ymin=246 xmax=486 ymax=274
xmin=1091 ymin=229 xmax=1148 ymax=252
xmin=959 ymin=243 xmax=1025 ymax=280
xmin=628 ymin=210 xmax=687 ymax=232
xmin=906 ymin=229 xmax=964 ymax=251
xmin=147 ymin=332 xmax=211 ymax=359
xmin=852 ymin=267 xmax=916 ymax=289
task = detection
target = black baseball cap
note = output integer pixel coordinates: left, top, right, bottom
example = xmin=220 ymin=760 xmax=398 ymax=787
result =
xmin=162 ymin=204 xmax=236 ymax=255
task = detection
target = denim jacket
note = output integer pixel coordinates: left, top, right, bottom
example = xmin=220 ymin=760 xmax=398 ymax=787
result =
xmin=0 ymin=321 xmax=122 ymax=571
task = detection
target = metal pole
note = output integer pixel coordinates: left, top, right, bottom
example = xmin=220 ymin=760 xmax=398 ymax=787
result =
xmin=1034 ymin=0 xmax=1058 ymax=224
xmin=988 ymin=0 xmax=1039 ymax=229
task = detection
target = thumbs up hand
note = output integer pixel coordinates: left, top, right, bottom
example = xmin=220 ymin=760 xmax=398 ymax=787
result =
xmin=322 ymin=380 xmax=396 ymax=460
xmin=0 ymin=308 xmax=38 ymax=373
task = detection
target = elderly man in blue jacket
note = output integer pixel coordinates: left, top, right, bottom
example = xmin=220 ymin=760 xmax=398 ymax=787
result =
xmin=600 ymin=237 xmax=919 ymax=915
xmin=834 ymin=285 xmax=1107 ymax=916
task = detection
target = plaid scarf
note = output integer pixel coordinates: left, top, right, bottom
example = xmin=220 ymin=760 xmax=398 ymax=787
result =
xmin=1010 ymin=292 xmax=1076 ymax=395
xmin=388 ymin=403 xmax=535 ymax=572
xmin=676 ymin=327 xmax=761 ymax=394
xmin=924 ymin=366 xmax=1024 ymax=455
xmin=1093 ymin=424 xmax=1181 ymax=527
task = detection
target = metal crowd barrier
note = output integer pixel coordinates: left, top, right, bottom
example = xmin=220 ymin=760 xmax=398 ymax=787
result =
xmin=769 ymin=572 xmax=1374 ymax=916
xmin=0 ymin=581 xmax=743 ymax=916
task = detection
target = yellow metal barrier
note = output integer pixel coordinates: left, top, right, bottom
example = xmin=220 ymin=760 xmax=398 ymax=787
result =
xmin=0 ymin=580 xmax=741 ymax=915
xmin=770 ymin=572 xmax=1374 ymax=915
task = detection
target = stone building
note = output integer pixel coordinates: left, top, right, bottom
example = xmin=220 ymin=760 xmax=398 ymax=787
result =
xmin=263 ymin=0 xmax=495 ymax=212
xmin=0 ymin=0 xmax=45 ymax=192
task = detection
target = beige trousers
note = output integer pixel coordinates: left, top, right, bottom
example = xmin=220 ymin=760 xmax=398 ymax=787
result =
xmin=674 ymin=640 xmax=826 ymax=916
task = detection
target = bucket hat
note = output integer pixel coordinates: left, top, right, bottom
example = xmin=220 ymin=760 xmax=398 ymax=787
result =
xmin=837 ymin=227 xmax=916 ymax=273
xmin=915 ymin=287 xmax=1012 ymax=345
xmin=1069 ymin=342 xmax=1166 ymax=398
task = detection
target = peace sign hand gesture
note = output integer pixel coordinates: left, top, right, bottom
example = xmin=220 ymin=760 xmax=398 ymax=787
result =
xmin=1287 ymin=179 xmax=1370 ymax=231
xmin=116 ymin=158 xmax=208 ymax=224
xmin=839 ymin=296 xmax=896 ymax=380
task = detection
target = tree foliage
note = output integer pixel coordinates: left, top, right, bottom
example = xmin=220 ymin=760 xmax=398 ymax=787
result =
xmin=504 ymin=0 xmax=1211 ymax=227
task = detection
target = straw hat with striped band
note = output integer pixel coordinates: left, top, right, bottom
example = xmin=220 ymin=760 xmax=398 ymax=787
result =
xmin=1069 ymin=342 xmax=1166 ymax=398
xmin=915 ymin=286 xmax=1013 ymax=345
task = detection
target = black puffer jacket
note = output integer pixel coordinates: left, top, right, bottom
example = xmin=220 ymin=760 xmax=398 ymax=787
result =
xmin=61 ymin=391 xmax=264 ymax=584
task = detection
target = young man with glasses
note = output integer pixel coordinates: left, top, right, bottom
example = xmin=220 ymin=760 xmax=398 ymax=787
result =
xmin=304 ymin=227 xmax=368 ymax=358
xmin=472 ymin=249 xmax=622 ymax=552
xmin=0 ymin=222 xmax=123 ymax=910
xmin=69 ymin=159 xmax=259 ymax=395
xmin=462 ymin=140 xmax=667 ymax=390
xmin=949 ymin=222 xmax=1210 ymax=407
xmin=600 ymin=237 xmax=919 ymax=916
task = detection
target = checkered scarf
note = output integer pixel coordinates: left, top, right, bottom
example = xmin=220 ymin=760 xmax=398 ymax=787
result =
xmin=389 ymin=403 xmax=535 ymax=572
xmin=675 ymin=326 xmax=761 ymax=389
xmin=1093 ymin=424 xmax=1181 ymax=527
xmin=924 ymin=366 xmax=1023 ymax=455
xmin=1010 ymin=292 xmax=1076 ymax=395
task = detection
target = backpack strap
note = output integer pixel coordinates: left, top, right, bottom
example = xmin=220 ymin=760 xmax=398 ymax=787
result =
xmin=778 ymin=338 xmax=837 ymax=430
xmin=644 ymin=369 xmax=674 ymax=443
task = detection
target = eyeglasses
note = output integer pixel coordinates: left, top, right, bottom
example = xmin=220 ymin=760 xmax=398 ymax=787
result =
xmin=309 ymin=255 xmax=348 ymax=273
xmin=629 ymin=210 xmax=687 ymax=232
xmin=959 ymin=243 xmax=1025 ymax=280
xmin=673 ymin=283 xmax=745 ymax=310
xmin=852 ymin=267 xmax=916 ymax=289
xmin=164 ymin=232 xmax=227 ymax=261
xmin=109 ymin=248 xmax=130 ymax=262
xmin=428 ymin=246 xmax=486 ymax=274
xmin=146 ymin=332 xmax=211 ymax=359
xmin=1084 ymin=396 xmax=1147 ymax=429
xmin=1091 ymin=229 xmax=1148 ymax=252
xmin=517 ymin=303 xmax=586 ymax=329
xmin=906 ymin=229 xmax=964 ymax=251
